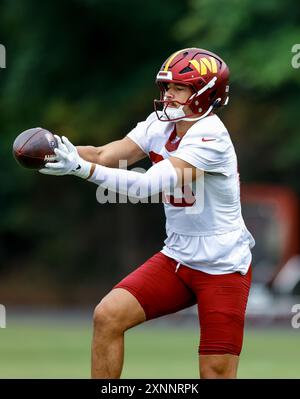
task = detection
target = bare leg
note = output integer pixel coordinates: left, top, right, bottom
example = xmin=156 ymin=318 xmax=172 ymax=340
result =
xmin=199 ymin=354 xmax=239 ymax=379
xmin=91 ymin=288 xmax=146 ymax=379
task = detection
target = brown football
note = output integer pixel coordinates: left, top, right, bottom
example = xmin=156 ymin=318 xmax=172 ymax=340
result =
xmin=13 ymin=127 xmax=58 ymax=169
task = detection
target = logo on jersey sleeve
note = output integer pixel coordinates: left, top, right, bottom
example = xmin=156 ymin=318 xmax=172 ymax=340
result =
xmin=202 ymin=137 xmax=216 ymax=142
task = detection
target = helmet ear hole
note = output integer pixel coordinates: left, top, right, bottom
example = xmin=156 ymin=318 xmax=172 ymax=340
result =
xmin=209 ymin=89 xmax=217 ymax=101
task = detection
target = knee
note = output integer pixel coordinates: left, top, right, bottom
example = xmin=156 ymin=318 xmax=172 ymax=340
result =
xmin=93 ymin=298 xmax=123 ymax=334
xmin=200 ymin=357 xmax=238 ymax=379
xmin=200 ymin=363 xmax=227 ymax=379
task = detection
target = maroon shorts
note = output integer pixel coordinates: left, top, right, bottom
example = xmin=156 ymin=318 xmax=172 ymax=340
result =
xmin=114 ymin=251 xmax=252 ymax=356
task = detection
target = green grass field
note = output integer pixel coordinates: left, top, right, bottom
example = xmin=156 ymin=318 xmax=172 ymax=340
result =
xmin=0 ymin=319 xmax=299 ymax=378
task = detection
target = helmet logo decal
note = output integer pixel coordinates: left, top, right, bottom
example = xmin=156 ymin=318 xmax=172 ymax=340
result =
xmin=189 ymin=57 xmax=218 ymax=75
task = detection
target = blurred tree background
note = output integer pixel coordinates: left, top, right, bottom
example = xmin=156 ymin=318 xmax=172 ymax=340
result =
xmin=0 ymin=0 xmax=299 ymax=306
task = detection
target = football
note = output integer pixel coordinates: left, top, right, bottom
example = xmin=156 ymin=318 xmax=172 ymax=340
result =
xmin=13 ymin=127 xmax=58 ymax=169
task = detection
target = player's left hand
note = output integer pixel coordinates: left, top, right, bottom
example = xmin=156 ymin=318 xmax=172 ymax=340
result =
xmin=39 ymin=135 xmax=92 ymax=179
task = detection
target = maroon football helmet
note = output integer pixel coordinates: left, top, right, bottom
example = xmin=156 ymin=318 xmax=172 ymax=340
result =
xmin=154 ymin=48 xmax=230 ymax=122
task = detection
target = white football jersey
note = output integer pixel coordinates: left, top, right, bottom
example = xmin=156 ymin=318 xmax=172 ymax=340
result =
xmin=127 ymin=112 xmax=255 ymax=275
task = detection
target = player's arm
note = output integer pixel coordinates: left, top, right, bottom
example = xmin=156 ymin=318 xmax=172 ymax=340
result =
xmin=86 ymin=154 xmax=202 ymax=197
xmin=83 ymin=153 xmax=201 ymax=191
xmin=77 ymin=137 xmax=146 ymax=168
xmin=40 ymin=136 xmax=202 ymax=200
xmin=168 ymin=156 xmax=203 ymax=187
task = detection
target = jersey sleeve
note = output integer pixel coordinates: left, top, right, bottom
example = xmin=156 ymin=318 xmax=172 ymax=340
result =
xmin=173 ymin=130 xmax=234 ymax=176
xmin=126 ymin=112 xmax=157 ymax=155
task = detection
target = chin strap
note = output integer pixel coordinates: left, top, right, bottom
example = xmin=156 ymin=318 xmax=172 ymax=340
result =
xmin=181 ymin=105 xmax=214 ymax=122
xmin=161 ymin=104 xmax=186 ymax=121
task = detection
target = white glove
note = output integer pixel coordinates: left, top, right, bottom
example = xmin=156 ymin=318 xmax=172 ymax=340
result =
xmin=39 ymin=135 xmax=92 ymax=179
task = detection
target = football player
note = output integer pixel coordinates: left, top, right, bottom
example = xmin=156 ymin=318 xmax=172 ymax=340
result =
xmin=40 ymin=48 xmax=255 ymax=379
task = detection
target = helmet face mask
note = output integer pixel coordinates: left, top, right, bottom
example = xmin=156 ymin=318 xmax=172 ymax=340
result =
xmin=154 ymin=82 xmax=197 ymax=122
xmin=154 ymin=48 xmax=230 ymax=122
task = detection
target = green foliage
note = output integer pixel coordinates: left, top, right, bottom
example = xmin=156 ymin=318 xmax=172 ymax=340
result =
xmin=0 ymin=0 xmax=185 ymax=299
xmin=178 ymin=0 xmax=300 ymax=87
xmin=0 ymin=0 xmax=187 ymax=140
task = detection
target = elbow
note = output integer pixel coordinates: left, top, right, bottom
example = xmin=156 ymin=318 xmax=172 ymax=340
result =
xmin=127 ymin=177 xmax=156 ymax=200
